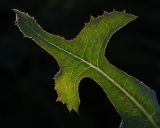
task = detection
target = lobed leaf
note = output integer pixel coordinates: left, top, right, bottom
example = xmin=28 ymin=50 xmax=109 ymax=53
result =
xmin=14 ymin=9 xmax=160 ymax=128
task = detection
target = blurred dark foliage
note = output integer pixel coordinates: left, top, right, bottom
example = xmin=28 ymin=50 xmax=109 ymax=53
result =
xmin=0 ymin=0 xmax=160 ymax=128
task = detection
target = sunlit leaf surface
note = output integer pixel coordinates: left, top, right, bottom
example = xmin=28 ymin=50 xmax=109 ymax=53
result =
xmin=14 ymin=9 xmax=160 ymax=128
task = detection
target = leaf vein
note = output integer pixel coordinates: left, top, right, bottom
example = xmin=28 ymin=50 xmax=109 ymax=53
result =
xmin=23 ymin=21 xmax=159 ymax=128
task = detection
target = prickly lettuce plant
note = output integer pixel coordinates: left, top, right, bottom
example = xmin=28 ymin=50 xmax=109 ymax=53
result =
xmin=14 ymin=9 xmax=160 ymax=128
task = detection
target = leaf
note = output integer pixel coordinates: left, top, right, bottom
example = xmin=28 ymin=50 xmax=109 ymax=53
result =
xmin=14 ymin=9 xmax=160 ymax=128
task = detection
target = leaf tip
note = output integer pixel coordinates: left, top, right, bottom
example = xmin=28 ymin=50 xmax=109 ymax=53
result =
xmin=12 ymin=9 xmax=20 ymax=24
xmin=56 ymin=95 xmax=80 ymax=113
xmin=54 ymin=73 xmax=80 ymax=114
xmin=13 ymin=9 xmax=26 ymax=22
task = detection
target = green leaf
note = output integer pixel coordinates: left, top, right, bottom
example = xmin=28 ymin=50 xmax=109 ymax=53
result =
xmin=14 ymin=9 xmax=160 ymax=128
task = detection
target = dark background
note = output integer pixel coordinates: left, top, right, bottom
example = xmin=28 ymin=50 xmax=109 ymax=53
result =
xmin=0 ymin=0 xmax=160 ymax=128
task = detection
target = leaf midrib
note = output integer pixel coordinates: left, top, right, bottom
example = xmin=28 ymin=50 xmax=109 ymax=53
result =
xmin=23 ymin=22 xmax=158 ymax=128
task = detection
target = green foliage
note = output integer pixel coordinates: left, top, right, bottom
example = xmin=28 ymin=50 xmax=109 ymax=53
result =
xmin=14 ymin=9 xmax=160 ymax=128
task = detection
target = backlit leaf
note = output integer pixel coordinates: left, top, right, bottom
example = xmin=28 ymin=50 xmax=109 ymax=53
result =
xmin=14 ymin=9 xmax=160 ymax=128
